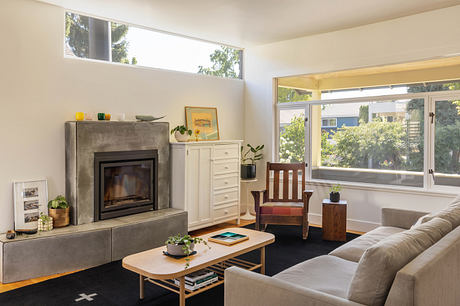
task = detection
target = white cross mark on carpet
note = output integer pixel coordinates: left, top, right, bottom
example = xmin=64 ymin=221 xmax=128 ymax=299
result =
xmin=75 ymin=293 xmax=98 ymax=302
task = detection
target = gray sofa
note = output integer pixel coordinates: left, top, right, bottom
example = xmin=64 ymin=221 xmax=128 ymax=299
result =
xmin=225 ymin=195 xmax=460 ymax=306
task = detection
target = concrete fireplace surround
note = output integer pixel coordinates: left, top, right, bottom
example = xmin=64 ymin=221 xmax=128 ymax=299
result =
xmin=0 ymin=121 xmax=188 ymax=283
xmin=65 ymin=121 xmax=170 ymax=224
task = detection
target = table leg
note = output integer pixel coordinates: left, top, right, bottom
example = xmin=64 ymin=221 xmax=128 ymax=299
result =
xmin=179 ymin=276 xmax=186 ymax=306
xmin=139 ymin=274 xmax=144 ymax=300
xmin=260 ymin=247 xmax=265 ymax=275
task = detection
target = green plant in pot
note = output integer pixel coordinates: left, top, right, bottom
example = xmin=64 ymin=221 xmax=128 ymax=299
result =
xmin=171 ymin=125 xmax=192 ymax=142
xmin=241 ymin=144 xmax=264 ymax=179
xmin=329 ymin=184 xmax=342 ymax=202
xmin=38 ymin=212 xmax=53 ymax=231
xmin=48 ymin=195 xmax=70 ymax=228
xmin=165 ymin=233 xmax=210 ymax=269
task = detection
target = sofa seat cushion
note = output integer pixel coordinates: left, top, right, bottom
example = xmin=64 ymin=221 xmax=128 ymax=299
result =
xmin=348 ymin=217 xmax=451 ymax=306
xmin=260 ymin=202 xmax=304 ymax=216
xmin=329 ymin=226 xmax=405 ymax=262
xmin=273 ymin=255 xmax=358 ymax=298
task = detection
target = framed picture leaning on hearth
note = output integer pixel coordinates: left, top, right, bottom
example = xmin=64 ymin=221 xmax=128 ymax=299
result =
xmin=13 ymin=179 xmax=48 ymax=231
xmin=185 ymin=106 xmax=220 ymax=141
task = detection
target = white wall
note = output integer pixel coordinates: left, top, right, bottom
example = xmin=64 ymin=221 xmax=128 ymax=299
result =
xmin=0 ymin=0 xmax=244 ymax=233
xmin=244 ymin=5 xmax=460 ymax=231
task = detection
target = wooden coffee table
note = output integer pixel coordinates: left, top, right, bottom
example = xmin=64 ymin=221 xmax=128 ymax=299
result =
xmin=122 ymin=227 xmax=274 ymax=306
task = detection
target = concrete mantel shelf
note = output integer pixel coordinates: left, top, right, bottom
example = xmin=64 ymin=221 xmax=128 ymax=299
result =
xmin=0 ymin=208 xmax=182 ymax=243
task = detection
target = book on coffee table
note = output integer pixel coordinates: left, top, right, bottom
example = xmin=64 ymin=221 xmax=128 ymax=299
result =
xmin=208 ymin=232 xmax=249 ymax=246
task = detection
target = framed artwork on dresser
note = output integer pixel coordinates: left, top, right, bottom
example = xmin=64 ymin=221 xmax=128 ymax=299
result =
xmin=185 ymin=106 xmax=220 ymax=141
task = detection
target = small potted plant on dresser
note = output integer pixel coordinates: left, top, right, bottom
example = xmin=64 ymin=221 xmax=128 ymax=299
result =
xmin=329 ymin=184 xmax=342 ymax=202
xmin=241 ymin=144 xmax=264 ymax=179
xmin=48 ymin=195 xmax=70 ymax=228
xmin=171 ymin=125 xmax=192 ymax=142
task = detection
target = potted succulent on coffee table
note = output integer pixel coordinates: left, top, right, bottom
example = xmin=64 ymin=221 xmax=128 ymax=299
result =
xmin=165 ymin=234 xmax=210 ymax=268
xmin=329 ymin=184 xmax=342 ymax=202
xmin=171 ymin=125 xmax=192 ymax=142
xmin=48 ymin=195 xmax=70 ymax=228
xmin=241 ymin=144 xmax=264 ymax=179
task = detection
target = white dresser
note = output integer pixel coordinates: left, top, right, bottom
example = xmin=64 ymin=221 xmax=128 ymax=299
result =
xmin=170 ymin=140 xmax=242 ymax=231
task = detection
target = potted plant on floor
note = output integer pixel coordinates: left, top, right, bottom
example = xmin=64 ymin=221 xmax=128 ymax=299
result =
xmin=165 ymin=234 xmax=210 ymax=268
xmin=329 ymin=184 xmax=342 ymax=202
xmin=241 ymin=144 xmax=264 ymax=179
xmin=171 ymin=125 xmax=192 ymax=142
xmin=48 ymin=195 xmax=70 ymax=228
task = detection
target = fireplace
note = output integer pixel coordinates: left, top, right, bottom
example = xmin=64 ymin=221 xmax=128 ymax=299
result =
xmin=94 ymin=150 xmax=158 ymax=221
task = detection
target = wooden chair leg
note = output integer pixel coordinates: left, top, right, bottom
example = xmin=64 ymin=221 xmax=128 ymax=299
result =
xmin=302 ymin=221 xmax=309 ymax=240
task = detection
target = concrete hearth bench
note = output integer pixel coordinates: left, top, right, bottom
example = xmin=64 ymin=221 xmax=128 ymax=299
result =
xmin=0 ymin=209 xmax=187 ymax=283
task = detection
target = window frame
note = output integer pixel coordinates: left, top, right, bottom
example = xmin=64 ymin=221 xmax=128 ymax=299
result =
xmin=63 ymin=10 xmax=244 ymax=80
xmin=321 ymin=118 xmax=337 ymax=128
xmin=275 ymin=89 xmax=460 ymax=194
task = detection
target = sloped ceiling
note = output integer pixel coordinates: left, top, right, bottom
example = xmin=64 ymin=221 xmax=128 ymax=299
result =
xmin=38 ymin=0 xmax=460 ymax=47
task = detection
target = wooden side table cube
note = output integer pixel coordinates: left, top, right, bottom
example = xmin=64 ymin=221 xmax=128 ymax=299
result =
xmin=322 ymin=199 xmax=347 ymax=241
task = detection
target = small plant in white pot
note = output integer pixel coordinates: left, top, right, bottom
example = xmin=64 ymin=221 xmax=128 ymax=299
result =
xmin=38 ymin=213 xmax=53 ymax=231
xmin=165 ymin=233 xmax=210 ymax=268
xmin=171 ymin=125 xmax=192 ymax=142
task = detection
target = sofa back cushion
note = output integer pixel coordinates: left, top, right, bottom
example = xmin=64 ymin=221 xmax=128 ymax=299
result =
xmin=347 ymin=218 xmax=451 ymax=306
xmin=414 ymin=195 xmax=460 ymax=228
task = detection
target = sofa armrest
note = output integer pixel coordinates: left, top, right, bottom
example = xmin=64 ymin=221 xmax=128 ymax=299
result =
xmin=381 ymin=208 xmax=428 ymax=229
xmin=224 ymin=267 xmax=362 ymax=306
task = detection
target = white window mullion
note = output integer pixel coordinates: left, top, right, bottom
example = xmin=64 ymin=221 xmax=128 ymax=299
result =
xmin=305 ymin=104 xmax=312 ymax=181
xmin=424 ymin=96 xmax=434 ymax=190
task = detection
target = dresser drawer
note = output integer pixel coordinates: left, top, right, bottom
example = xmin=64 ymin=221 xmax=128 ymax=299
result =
xmin=214 ymin=144 xmax=239 ymax=159
xmin=214 ymin=205 xmax=238 ymax=220
xmin=214 ymin=175 xmax=239 ymax=190
xmin=214 ymin=188 xmax=238 ymax=206
xmin=214 ymin=161 xmax=239 ymax=175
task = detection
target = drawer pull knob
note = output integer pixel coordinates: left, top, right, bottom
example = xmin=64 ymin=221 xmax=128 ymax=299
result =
xmin=224 ymin=210 xmax=228 ymax=214
xmin=224 ymin=195 xmax=229 ymax=199
xmin=224 ymin=181 xmax=229 ymax=184
xmin=225 ymin=151 xmax=229 ymax=154
xmin=224 ymin=166 xmax=229 ymax=169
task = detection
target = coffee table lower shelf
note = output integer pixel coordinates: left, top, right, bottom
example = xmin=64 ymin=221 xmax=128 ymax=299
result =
xmin=141 ymin=257 xmax=261 ymax=301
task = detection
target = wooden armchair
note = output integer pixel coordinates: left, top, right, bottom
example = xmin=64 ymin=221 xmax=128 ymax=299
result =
xmin=251 ymin=162 xmax=313 ymax=240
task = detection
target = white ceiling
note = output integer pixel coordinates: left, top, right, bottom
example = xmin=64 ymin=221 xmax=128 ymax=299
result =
xmin=41 ymin=0 xmax=460 ymax=47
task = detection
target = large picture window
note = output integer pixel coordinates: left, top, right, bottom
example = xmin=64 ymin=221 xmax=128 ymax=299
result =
xmin=65 ymin=12 xmax=243 ymax=79
xmin=276 ymin=81 xmax=460 ymax=191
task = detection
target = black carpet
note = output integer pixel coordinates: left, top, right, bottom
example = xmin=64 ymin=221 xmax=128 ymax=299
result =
xmin=0 ymin=225 xmax=358 ymax=306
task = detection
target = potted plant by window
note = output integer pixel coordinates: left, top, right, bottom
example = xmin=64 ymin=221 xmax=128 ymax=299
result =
xmin=171 ymin=125 xmax=192 ymax=142
xmin=329 ymin=184 xmax=342 ymax=202
xmin=165 ymin=234 xmax=210 ymax=268
xmin=48 ymin=195 xmax=70 ymax=228
xmin=241 ymin=144 xmax=264 ymax=179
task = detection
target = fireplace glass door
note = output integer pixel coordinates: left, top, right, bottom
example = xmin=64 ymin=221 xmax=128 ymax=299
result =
xmin=102 ymin=161 xmax=152 ymax=209
xmin=94 ymin=150 xmax=157 ymax=221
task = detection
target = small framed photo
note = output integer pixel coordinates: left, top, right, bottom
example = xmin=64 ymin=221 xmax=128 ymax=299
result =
xmin=13 ymin=179 xmax=48 ymax=231
xmin=185 ymin=106 xmax=220 ymax=141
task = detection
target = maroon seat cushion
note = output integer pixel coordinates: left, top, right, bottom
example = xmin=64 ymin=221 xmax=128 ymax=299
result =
xmin=260 ymin=202 xmax=304 ymax=216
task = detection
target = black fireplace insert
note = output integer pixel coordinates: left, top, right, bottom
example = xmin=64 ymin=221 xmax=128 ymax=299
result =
xmin=94 ymin=150 xmax=158 ymax=221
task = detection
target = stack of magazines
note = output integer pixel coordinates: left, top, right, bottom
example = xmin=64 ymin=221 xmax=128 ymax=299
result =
xmin=174 ymin=269 xmax=218 ymax=291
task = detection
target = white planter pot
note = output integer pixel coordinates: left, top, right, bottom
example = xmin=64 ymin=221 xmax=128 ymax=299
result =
xmin=167 ymin=243 xmax=195 ymax=256
xmin=174 ymin=131 xmax=189 ymax=142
